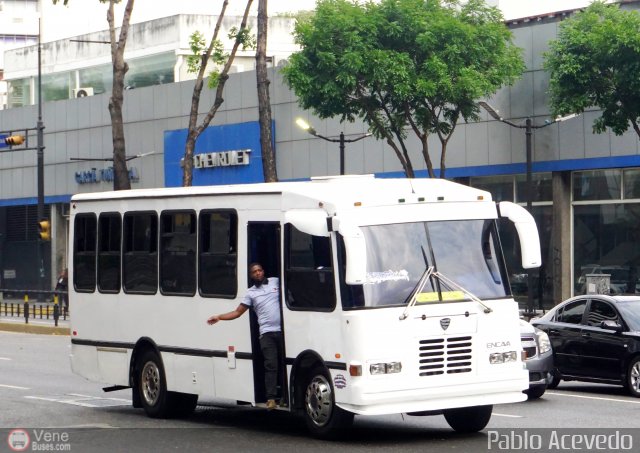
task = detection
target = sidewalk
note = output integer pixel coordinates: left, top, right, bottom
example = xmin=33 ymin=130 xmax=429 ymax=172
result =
xmin=0 ymin=299 xmax=70 ymax=335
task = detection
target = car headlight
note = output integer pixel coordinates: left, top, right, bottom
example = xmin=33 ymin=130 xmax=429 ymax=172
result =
xmin=535 ymin=328 xmax=551 ymax=355
xmin=489 ymin=351 xmax=518 ymax=364
xmin=369 ymin=362 xmax=402 ymax=375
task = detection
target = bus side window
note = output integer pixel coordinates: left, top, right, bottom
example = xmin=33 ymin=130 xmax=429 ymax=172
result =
xmin=123 ymin=212 xmax=158 ymax=294
xmin=74 ymin=214 xmax=97 ymax=292
xmin=97 ymin=212 xmax=121 ymax=293
xmin=199 ymin=210 xmax=238 ymax=298
xmin=284 ymin=224 xmax=336 ymax=311
xmin=160 ymin=210 xmax=197 ymax=296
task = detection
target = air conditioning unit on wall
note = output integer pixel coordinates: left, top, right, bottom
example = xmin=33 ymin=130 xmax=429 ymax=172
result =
xmin=73 ymin=87 xmax=94 ymax=98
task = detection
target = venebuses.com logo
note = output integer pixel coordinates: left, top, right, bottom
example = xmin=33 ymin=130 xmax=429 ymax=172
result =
xmin=7 ymin=429 xmax=30 ymax=452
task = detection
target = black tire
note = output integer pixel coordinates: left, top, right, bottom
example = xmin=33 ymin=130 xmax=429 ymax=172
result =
xmin=443 ymin=405 xmax=492 ymax=433
xmin=524 ymin=385 xmax=546 ymax=400
xmin=547 ymin=369 xmax=561 ymax=389
xmin=138 ymin=349 xmax=171 ymax=418
xmin=303 ymin=366 xmax=354 ymax=439
xmin=626 ymin=356 xmax=640 ymax=397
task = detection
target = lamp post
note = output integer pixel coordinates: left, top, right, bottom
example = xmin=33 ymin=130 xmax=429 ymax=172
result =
xmin=36 ymin=19 xmax=46 ymax=301
xmin=478 ymin=101 xmax=577 ymax=316
xmin=296 ymin=118 xmax=371 ymax=175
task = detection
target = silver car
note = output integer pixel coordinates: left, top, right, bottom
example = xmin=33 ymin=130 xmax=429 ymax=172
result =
xmin=520 ymin=319 xmax=554 ymax=399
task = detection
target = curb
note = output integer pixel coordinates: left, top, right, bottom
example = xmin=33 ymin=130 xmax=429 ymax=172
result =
xmin=0 ymin=321 xmax=70 ymax=336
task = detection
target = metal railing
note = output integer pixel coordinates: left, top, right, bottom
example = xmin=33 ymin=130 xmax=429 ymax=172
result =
xmin=0 ymin=289 xmax=68 ymax=327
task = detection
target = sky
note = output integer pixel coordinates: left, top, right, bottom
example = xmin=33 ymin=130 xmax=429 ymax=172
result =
xmin=40 ymin=0 xmax=606 ymax=41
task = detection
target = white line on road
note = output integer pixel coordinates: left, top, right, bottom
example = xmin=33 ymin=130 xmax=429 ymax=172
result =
xmin=25 ymin=395 xmax=131 ymax=408
xmin=0 ymin=357 xmax=11 ymax=360
xmin=492 ymin=413 xmax=523 ymax=418
xmin=547 ymin=391 xmax=640 ymax=405
xmin=0 ymin=383 xmax=29 ymax=390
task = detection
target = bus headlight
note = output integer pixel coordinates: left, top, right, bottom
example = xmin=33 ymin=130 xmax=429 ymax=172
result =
xmin=370 ymin=362 xmax=402 ymax=375
xmin=489 ymin=351 xmax=518 ymax=364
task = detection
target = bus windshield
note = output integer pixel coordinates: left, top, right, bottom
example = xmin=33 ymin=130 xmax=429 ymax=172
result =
xmin=340 ymin=219 xmax=510 ymax=309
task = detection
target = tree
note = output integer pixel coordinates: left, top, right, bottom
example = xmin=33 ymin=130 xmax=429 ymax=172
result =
xmin=545 ymin=1 xmax=640 ymax=138
xmin=256 ymin=0 xmax=278 ymax=182
xmin=282 ymin=0 xmax=524 ymax=178
xmin=182 ymin=0 xmax=255 ymax=186
xmin=54 ymin=0 xmax=135 ymax=190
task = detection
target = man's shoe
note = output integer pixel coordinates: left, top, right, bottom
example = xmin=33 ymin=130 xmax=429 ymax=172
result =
xmin=266 ymin=399 xmax=277 ymax=410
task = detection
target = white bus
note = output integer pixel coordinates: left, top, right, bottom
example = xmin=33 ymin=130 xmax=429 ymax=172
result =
xmin=69 ymin=175 xmax=540 ymax=438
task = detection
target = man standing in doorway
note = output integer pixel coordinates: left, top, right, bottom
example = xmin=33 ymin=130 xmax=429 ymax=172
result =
xmin=206 ymin=263 xmax=283 ymax=410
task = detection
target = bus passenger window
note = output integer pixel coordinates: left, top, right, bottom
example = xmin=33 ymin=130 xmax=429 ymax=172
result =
xmin=98 ymin=213 xmax=121 ymax=293
xmin=285 ymin=224 xmax=335 ymax=311
xmin=160 ymin=211 xmax=196 ymax=296
xmin=123 ymin=212 xmax=158 ymax=294
xmin=199 ymin=210 xmax=238 ymax=298
xmin=73 ymin=214 xmax=97 ymax=292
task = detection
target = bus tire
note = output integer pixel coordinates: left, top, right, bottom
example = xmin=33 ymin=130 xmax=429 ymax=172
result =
xmin=138 ymin=349 xmax=171 ymax=418
xmin=443 ymin=405 xmax=492 ymax=433
xmin=303 ymin=366 xmax=354 ymax=439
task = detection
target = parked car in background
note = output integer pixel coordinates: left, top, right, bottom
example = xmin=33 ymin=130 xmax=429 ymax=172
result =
xmin=520 ymin=319 xmax=553 ymax=399
xmin=531 ymin=295 xmax=640 ymax=397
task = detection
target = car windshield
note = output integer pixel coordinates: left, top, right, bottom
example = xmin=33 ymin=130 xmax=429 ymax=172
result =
xmin=339 ymin=219 xmax=510 ymax=308
xmin=616 ymin=300 xmax=640 ymax=331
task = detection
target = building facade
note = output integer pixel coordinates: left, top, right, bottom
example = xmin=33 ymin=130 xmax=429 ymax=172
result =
xmin=1 ymin=2 xmax=640 ymax=310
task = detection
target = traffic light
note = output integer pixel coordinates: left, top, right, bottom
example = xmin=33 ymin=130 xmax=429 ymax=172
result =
xmin=4 ymin=135 xmax=25 ymax=146
xmin=38 ymin=220 xmax=51 ymax=241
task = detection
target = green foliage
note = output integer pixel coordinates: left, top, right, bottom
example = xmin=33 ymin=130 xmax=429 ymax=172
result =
xmin=282 ymin=0 xmax=524 ymax=175
xmin=545 ymin=1 xmax=640 ymax=136
xmin=187 ymin=26 xmax=256 ymax=89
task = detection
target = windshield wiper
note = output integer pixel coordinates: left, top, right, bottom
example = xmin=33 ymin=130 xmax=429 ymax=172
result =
xmin=399 ymin=266 xmax=434 ymax=321
xmin=432 ymin=271 xmax=493 ymax=314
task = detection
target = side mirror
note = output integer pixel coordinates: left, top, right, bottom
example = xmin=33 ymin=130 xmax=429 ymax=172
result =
xmin=337 ymin=220 xmax=367 ymax=284
xmin=600 ymin=320 xmax=623 ymax=333
xmin=498 ymin=201 xmax=541 ymax=269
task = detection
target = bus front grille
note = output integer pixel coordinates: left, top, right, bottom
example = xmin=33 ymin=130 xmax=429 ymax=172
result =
xmin=418 ymin=336 xmax=473 ymax=377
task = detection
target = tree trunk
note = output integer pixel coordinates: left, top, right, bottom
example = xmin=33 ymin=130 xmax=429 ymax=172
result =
xmin=107 ymin=0 xmax=135 ymax=190
xmin=256 ymin=0 xmax=277 ymax=182
xmin=182 ymin=0 xmax=253 ymax=186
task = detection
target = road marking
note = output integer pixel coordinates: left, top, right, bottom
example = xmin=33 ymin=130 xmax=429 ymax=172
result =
xmin=492 ymin=413 xmax=523 ymax=418
xmin=0 ymin=384 xmax=29 ymax=390
xmin=25 ymin=394 xmax=131 ymax=408
xmin=547 ymin=391 xmax=640 ymax=405
xmin=0 ymin=357 xmax=11 ymax=360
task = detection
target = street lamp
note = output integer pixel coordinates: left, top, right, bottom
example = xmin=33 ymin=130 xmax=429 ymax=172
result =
xmin=296 ymin=118 xmax=371 ymax=175
xmin=36 ymin=19 xmax=46 ymax=301
xmin=478 ymin=101 xmax=577 ymax=316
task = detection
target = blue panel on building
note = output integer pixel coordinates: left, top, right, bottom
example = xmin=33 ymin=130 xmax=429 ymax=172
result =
xmin=164 ymin=121 xmax=273 ymax=187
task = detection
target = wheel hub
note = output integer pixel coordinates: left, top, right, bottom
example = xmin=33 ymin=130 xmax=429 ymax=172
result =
xmin=305 ymin=375 xmax=333 ymax=427
xmin=141 ymin=361 xmax=160 ymax=406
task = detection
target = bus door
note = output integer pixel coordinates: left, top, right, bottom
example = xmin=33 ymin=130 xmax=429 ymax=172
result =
xmin=246 ymin=222 xmax=284 ymax=404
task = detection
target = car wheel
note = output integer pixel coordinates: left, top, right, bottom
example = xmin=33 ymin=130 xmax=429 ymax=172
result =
xmin=443 ymin=405 xmax=492 ymax=433
xmin=547 ymin=369 xmax=561 ymax=389
xmin=138 ymin=349 xmax=171 ymax=418
xmin=303 ymin=366 xmax=354 ymax=439
xmin=626 ymin=356 xmax=640 ymax=397
xmin=524 ymin=385 xmax=546 ymax=400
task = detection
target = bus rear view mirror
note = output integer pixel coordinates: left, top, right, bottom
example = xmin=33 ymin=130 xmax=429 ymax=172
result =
xmin=498 ymin=201 xmax=541 ymax=269
xmin=338 ymin=222 xmax=367 ymax=285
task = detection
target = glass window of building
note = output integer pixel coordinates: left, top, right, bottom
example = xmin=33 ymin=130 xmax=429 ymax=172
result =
xmin=515 ymin=173 xmax=553 ymax=203
xmin=573 ymin=170 xmax=621 ymax=201
xmin=79 ymin=64 xmax=112 ymax=95
xmin=469 ymin=175 xmax=514 ymax=202
xmin=125 ymin=52 xmax=175 ymax=89
xmin=41 ymin=71 xmax=72 ymax=102
xmin=7 ymin=78 xmax=31 ymax=108
xmin=623 ymin=168 xmax=640 ymax=200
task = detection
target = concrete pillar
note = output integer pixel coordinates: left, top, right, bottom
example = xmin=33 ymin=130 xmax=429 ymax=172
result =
xmin=551 ymin=171 xmax=572 ymax=305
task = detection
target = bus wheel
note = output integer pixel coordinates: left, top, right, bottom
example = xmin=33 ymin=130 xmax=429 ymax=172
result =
xmin=138 ymin=350 xmax=170 ymax=418
xmin=303 ymin=367 xmax=354 ymax=439
xmin=443 ymin=405 xmax=492 ymax=433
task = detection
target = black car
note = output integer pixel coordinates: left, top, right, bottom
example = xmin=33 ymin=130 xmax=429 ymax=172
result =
xmin=531 ymin=295 xmax=640 ymax=397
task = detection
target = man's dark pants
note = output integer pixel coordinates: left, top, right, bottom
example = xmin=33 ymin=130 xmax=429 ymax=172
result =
xmin=259 ymin=331 xmax=283 ymax=400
